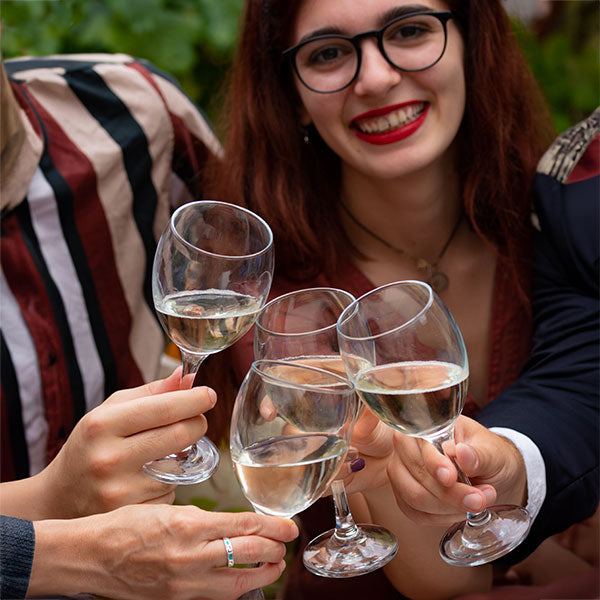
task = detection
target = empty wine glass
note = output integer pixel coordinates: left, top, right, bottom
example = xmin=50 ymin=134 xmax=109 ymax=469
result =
xmin=254 ymin=288 xmax=398 ymax=577
xmin=337 ymin=280 xmax=531 ymax=566
xmin=145 ymin=200 xmax=273 ymax=485
xmin=231 ymin=359 xmax=358 ymax=597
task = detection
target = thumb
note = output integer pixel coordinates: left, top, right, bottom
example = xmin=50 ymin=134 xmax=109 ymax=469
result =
xmin=456 ymin=442 xmax=498 ymax=508
xmin=455 ymin=442 xmax=481 ymax=477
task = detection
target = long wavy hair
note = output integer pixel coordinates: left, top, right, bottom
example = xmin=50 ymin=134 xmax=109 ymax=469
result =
xmin=202 ymin=0 xmax=555 ymax=442
xmin=206 ymin=0 xmax=555 ymax=280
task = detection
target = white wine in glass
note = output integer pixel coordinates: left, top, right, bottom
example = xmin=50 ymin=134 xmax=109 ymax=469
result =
xmin=338 ymin=280 xmax=531 ymax=566
xmin=254 ymin=287 xmax=398 ymax=577
xmin=145 ymin=200 xmax=273 ymax=485
xmin=231 ymin=359 xmax=357 ymax=599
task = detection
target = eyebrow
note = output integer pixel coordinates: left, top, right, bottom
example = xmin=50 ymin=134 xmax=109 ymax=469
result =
xmin=298 ymin=4 xmax=434 ymax=43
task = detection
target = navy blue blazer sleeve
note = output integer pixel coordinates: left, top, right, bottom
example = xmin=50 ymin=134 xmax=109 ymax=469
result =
xmin=477 ymin=128 xmax=599 ymax=564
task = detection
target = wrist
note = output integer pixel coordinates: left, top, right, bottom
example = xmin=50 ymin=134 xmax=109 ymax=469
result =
xmin=33 ymin=462 xmax=73 ymax=520
xmin=499 ymin=438 xmax=528 ymax=507
xmin=29 ymin=516 xmax=102 ymax=597
xmin=0 ymin=472 xmax=48 ymax=520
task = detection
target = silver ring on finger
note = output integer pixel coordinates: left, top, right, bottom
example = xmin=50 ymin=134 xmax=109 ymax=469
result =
xmin=223 ymin=537 xmax=235 ymax=568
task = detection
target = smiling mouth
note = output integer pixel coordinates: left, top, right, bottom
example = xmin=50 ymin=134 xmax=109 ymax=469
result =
xmin=353 ymin=102 xmax=427 ymax=135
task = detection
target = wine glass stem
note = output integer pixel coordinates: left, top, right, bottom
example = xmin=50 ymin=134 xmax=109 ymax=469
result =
xmin=429 ymin=428 xmax=489 ymax=522
xmin=180 ymin=350 xmax=207 ymax=389
xmin=331 ymin=480 xmax=361 ymax=541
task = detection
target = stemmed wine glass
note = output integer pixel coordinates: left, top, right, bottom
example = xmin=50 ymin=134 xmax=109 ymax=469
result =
xmin=337 ymin=280 xmax=531 ymax=566
xmin=145 ymin=200 xmax=274 ymax=485
xmin=231 ymin=360 xmax=357 ymax=598
xmin=254 ymin=288 xmax=398 ymax=577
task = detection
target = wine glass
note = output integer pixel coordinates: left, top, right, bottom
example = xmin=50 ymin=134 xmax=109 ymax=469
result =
xmin=337 ymin=280 xmax=531 ymax=566
xmin=254 ymin=288 xmax=398 ymax=577
xmin=231 ymin=359 xmax=357 ymax=598
xmin=145 ymin=200 xmax=274 ymax=485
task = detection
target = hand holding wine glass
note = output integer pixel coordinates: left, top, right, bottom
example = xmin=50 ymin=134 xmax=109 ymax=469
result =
xmin=146 ymin=200 xmax=273 ymax=485
xmin=254 ymin=287 xmax=398 ymax=577
xmin=337 ymin=280 xmax=531 ymax=566
xmin=230 ymin=360 xmax=357 ymax=597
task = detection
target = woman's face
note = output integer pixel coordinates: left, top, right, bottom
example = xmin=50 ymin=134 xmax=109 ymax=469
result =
xmin=290 ymin=0 xmax=466 ymax=182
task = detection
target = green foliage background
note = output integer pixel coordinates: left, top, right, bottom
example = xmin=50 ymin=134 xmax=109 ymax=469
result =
xmin=2 ymin=0 xmax=599 ymax=132
xmin=2 ymin=0 xmax=598 ymax=131
xmin=1 ymin=0 xmax=244 ymax=122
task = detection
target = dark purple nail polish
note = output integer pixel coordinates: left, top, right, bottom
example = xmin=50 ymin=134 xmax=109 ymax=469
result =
xmin=350 ymin=457 xmax=365 ymax=472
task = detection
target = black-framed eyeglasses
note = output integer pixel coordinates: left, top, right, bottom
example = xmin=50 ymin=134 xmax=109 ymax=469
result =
xmin=283 ymin=11 xmax=452 ymax=94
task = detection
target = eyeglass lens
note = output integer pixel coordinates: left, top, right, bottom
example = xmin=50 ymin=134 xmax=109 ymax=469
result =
xmin=294 ymin=13 xmax=447 ymax=93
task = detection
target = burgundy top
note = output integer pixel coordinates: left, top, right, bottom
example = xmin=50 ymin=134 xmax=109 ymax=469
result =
xmin=214 ymin=252 xmax=532 ymax=599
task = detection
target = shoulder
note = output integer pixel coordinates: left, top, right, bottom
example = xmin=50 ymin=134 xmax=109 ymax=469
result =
xmin=6 ymin=53 xmax=220 ymax=165
xmin=536 ymin=108 xmax=600 ymax=184
xmin=532 ymin=110 xmax=599 ymax=291
xmin=5 ymin=53 xmax=174 ymax=92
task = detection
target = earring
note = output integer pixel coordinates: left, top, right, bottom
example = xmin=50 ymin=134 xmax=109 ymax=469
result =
xmin=301 ymin=125 xmax=310 ymax=145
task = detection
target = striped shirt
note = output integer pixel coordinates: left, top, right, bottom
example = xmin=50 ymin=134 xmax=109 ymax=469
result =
xmin=1 ymin=54 xmax=220 ymax=481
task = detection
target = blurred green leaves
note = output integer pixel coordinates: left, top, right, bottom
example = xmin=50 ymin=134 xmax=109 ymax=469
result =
xmin=0 ymin=0 xmax=243 ymax=120
xmin=512 ymin=2 xmax=599 ymax=133
xmin=2 ymin=0 xmax=598 ymax=130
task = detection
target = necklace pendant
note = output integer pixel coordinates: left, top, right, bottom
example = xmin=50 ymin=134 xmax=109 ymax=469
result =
xmin=429 ymin=271 xmax=449 ymax=294
xmin=416 ymin=258 xmax=430 ymax=271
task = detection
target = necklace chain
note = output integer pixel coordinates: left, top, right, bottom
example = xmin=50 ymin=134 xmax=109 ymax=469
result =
xmin=340 ymin=202 xmax=463 ymax=293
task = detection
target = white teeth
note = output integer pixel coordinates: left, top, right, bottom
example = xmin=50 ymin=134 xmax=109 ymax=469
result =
xmin=355 ymin=102 xmax=425 ymax=135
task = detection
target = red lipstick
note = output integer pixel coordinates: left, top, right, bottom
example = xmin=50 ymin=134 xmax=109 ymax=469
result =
xmin=351 ymin=103 xmax=429 ymax=146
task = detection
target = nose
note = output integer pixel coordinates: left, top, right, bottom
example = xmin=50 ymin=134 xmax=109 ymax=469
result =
xmin=353 ymin=39 xmax=402 ymax=96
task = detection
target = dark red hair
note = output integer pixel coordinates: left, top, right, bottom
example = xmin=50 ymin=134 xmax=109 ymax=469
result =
xmin=207 ymin=0 xmax=555 ymax=280
xmin=202 ymin=0 xmax=555 ymax=442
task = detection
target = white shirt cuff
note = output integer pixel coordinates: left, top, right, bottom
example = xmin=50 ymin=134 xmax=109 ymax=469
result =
xmin=489 ymin=427 xmax=546 ymax=522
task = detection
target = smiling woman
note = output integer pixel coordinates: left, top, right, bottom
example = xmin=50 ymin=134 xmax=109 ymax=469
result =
xmin=197 ymin=0 xmax=582 ymax=598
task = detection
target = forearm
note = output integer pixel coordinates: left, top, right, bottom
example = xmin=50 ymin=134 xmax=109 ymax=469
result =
xmin=0 ymin=473 xmax=49 ymax=520
xmin=361 ymin=484 xmax=492 ymax=599
xmin=28 ymin=516 xmax=103 ymax=598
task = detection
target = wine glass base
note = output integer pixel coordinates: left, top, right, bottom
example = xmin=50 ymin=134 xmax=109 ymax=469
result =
xmin=142 ymin=437 xmax=220 ymax=484
xmin=236 ymin=589 xmax=265 ymax=600
xmin=303 ymin=524 xmax=398 ymax=578
xmin=440 ymin=504 xmax=531 ymax=567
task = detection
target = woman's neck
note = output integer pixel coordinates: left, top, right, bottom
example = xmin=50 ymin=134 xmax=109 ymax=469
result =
xmin=340 ymin=154 xmax=462 ymax=261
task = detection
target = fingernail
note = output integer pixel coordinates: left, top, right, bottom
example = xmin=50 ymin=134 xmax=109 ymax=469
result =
xmin=206 ymin=388 xmax=217 ymax=406
xmin=463 ymin=493 xmax=484 ymax=512
xmin=350 ymin=458 xmax=365 ymax=472
xmin=483 ymin=488 xmax=495 ymax=506
xmin=288 ymin=519 xmax=299 ymax=537
xmin=346 ymin=448 xmax=359 ymax=462
xmin=436 ymin=467 xmax=452 ymax=486
xmin=460 ymin=443 xmax=478 ymax=470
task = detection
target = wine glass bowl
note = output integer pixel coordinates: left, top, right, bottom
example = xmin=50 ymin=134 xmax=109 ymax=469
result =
xmin=254 ymin=288 xmax=398 ymax=577
xmin=154 ymin=200 xmax=273 ymax=362
xmin=337 ymin=280 xmax=531 ymax=566
xmin=230 ymin=360 xmax=357 ymax=519
xmin=145 ymin=200 xmax=273 ymax=485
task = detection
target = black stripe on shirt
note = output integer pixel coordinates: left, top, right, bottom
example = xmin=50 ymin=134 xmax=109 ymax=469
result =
xmin=15 ymin=200 xmax=87 ymax=423
xmin=17 ymin=83 xmax=118 ymax=401
xmin=0 ymin=333 xmax=30 ymax=480
xmin=64 ymin=68 xmax=158 ymax=315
